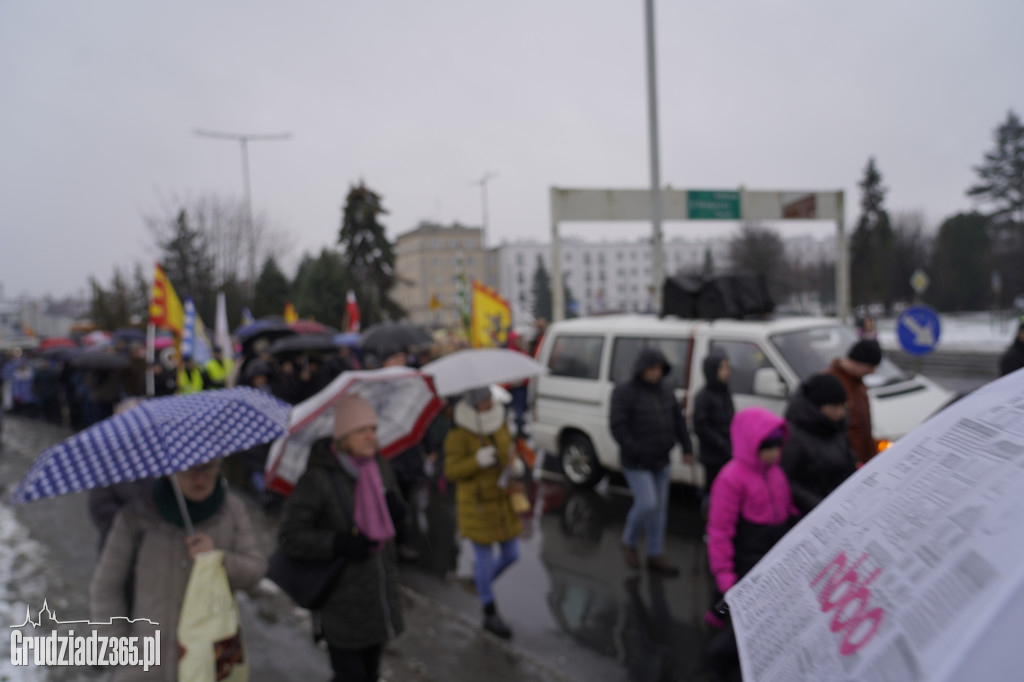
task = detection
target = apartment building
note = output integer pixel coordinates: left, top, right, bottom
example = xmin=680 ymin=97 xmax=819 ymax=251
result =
xmin=393 ymin=223 xmax=498 ymax=327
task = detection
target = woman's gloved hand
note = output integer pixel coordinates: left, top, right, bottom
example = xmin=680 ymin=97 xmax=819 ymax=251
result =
xmin=333 ymin=529 xmax=374 ymax=560
xmin=475 ymin=445 xmax=498 ymax=468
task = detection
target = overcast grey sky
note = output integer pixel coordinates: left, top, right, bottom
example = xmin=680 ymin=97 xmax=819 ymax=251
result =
xmin=2 ymin=1 xmax=1021 ymax=299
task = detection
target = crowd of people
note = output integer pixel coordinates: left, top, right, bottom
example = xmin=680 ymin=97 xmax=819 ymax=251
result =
xmin=5 ymin=312 xmax=1022 ymax=681
xmin=609 ymin=337 xmax=883 ymax=681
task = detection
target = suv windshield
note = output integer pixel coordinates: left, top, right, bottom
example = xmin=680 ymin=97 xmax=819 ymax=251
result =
xmin=770 ymin=326 xmax=907 ymax=387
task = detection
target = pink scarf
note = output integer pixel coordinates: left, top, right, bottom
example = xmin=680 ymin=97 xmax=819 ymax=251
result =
xmin=335 ymin=449 xmax=395 ymax=548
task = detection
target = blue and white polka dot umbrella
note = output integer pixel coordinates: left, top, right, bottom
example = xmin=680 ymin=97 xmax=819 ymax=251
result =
xmin=12 ymin=387 xmax=291 ymax=503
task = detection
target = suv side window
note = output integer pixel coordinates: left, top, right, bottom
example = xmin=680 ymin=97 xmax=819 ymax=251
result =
xmin=547 ymin=335 xmax=605 ymax=380
xmin=708 ymin=340 xmax=772 ymax=394
xmin=610 ymin=337 xmax=691 ymax=390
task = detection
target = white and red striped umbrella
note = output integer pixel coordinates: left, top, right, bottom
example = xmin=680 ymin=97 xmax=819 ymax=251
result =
xmin=263 ymin=367 xmax=443 ymax=495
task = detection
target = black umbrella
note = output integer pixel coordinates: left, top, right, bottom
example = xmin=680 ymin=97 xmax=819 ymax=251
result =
xmin=267 ymin=334 xmax=341 ymax=356
xmin=113 ymin=327 xmax=146 ymax=343
xmin=69 ymin=350 xmax=131 ymax=370
xmin=360 ymin=322 xmax=432 ymax=353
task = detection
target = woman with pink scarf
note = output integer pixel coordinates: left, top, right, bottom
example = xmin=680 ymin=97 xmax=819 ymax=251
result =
xmin=278 ymin=394 xmax=408 ymax=682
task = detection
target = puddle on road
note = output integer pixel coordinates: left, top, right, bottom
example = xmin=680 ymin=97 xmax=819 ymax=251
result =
xmin=403 ymin=462 xmax=715 ymax=682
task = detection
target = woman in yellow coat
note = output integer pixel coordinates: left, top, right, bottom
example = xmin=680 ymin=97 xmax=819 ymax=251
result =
xmin=444 ymin=386 xmax=523 ymax=639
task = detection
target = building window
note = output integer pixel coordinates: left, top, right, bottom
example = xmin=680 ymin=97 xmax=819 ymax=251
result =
xmin=598 ymin=253 xmax=605 ymax=265
xmin=466 ymin=256 xmax=475 ymax=266
xmin=465 ymin=240 xmax=476 ymax=249
xmin=431 ymin=240 xmax=440 ymax=249
xmin=516 ymin=253 xmax=523 ymax=266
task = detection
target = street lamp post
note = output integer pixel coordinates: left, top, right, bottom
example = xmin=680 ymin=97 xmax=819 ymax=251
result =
xmin=193 ymin=129 xmax=292 ymax=294
xmin=644 ymin=0 xmax=665 ymax=312
xmin=471 ymin=172 xmax=499 ymax=249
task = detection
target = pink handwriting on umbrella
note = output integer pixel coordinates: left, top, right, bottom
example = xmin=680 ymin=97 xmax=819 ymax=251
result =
xmin=810 ymin=551 xmax=885 ymax=656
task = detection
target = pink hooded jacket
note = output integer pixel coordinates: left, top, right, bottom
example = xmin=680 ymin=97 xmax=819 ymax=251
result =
xmin=707 ymin=407 xmax=798 ymax=593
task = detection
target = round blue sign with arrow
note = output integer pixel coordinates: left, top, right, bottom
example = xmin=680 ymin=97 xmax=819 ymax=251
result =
xmin=897 ymin=305 xmax=941 ymax=356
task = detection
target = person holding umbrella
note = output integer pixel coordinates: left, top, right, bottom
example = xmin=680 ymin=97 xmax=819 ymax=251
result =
xmin=89 ymin=458 xmax=266 ymax=681
xmin=444 ymin=386 xmax=523 ymax=639
xmin=277 ymin=394 xmax=407 ymax=682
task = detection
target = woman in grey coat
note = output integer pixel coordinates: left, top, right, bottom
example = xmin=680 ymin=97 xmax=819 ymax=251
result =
xmin=89 ymin=460 xmax=266 ymax=681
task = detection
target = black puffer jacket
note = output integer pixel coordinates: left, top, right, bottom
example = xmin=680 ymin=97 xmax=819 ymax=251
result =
xmin=999 ymin=337 xmax=1024 ymax=377
xmin=780 ymin=391 xmax=857 ymax=513
xmin=277 ymin=439 xmax=405 ymax=649
xmin=610 ymin=348 xmax=693 ymax=471
xmin=693 ymin=355 xmax=734 ymax=470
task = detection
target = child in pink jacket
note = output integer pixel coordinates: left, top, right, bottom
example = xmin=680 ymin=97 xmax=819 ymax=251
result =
xmin=705 ymin=407 xmax=798 ymax=681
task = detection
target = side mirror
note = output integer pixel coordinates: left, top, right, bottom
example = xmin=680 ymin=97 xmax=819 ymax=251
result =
xmin=752 ymin=367 xmax=788 ymax=398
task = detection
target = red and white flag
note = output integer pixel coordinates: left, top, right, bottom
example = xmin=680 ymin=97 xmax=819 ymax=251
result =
xmin=346 ymin=290 xmax=361 ymax=332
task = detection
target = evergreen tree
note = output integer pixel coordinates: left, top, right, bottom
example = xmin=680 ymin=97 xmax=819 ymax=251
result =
xmin=253 ymin=256 xmax=292 ymax=319
xmin=967 ymin=110 xmax=1024 ymax=303
xmin=888 ymin=211 xmax=932 ymax=304
xmin=292 ymin=249 xmax=349 ymax=327
xmin=849 ymin=157 xmax=895 ymax=310
xmin=967 ymin=110 xmax=1024 ymax=225
xmin=158 ymin=209 xmax=217 ymax=322
xmin=337 ymin=182 xmax=403 ymax=326
xmin=89 ymin=268 xmax=134 ymax=330
xmin=929 ymin=213 xmax=992 ymax=311
xmin=531 ymin=256 xmax=553 ymax=321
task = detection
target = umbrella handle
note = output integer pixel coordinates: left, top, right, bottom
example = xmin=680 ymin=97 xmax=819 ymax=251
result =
xmin=169 ymin=476 xmax=196 ymax=536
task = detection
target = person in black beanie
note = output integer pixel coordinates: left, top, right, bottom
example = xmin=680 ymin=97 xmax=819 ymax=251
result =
xmin=828 ymin=338 xmax=882 ymax=465
xmin=780 ymin=373 xmax=857 ymax=514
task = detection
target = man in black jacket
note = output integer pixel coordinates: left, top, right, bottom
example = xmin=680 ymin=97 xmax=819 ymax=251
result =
xmin=610 ymin=348 xmax=693 ymax=577
xmin=693 ymin=354 xmax=734 ymax=505
xmin=999 ymin=318 xmax=1024 ymax=377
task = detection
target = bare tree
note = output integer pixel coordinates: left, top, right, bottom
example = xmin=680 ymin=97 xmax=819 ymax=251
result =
xmin=144 ymin=191 xmax=290 ymax=295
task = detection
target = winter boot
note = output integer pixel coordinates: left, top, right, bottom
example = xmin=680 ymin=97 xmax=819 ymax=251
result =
xmin=482 ymin=602 xmax=513 ymax=639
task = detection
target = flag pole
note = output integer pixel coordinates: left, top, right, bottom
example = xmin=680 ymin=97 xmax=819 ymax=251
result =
xmin=146 ymin=323 xmax=155 ymax=397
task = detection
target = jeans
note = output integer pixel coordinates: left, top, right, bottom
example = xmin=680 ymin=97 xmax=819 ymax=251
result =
xmin=472 ymin=539 xmax=520 ymax=606
xmin=510 ymin=386 xmax=528 ymax=436
xmin=621 ymin=464 xmax=671 ymax=557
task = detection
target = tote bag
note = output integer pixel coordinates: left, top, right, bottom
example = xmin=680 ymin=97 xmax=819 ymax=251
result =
xmin=177 ymin=550 xmax=249 ymax=682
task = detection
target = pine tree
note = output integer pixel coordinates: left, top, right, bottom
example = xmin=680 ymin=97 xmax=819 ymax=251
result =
xmin=337 ymin=182 xmax=404 ymax=326
xmin=158 ymin=210 xmax=217 ymax=322
xmin=849 ymin=157 xmax=895 ymax=310
xmin=531 ymin=256 xmax=553 ymax=321
xmin=253 ymin=256 xmax=292 ymax=319
xmin=292 ymin=249 xmax=349 ymax=327
xmin=929 ymin=213 xmax=992 ymax=311
xmin=728 ymin=224 xmax=789 ymax=300
xmin=967 ymin=110 xmax=1024 ymax=304
xmin=967 ymin=110 xmax=1024 ymax=224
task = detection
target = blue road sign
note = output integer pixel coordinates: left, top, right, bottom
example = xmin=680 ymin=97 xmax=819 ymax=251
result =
xmin=897 ymin=305 xmax=941 ymax=356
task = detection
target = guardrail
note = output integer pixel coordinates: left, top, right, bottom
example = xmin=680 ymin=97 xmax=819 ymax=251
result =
xmin=886 ymin=350 xmax=1000 ymax=378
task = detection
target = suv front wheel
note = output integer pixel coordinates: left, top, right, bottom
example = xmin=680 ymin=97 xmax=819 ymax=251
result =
xmin=560 ymin=433 xmax=604 ymax=488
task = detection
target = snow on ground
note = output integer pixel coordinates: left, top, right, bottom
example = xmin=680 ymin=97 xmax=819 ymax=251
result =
xmin=0 ymin=502 xmax=50 ymax=681
xmin=876 ymin=311 xmax=1021 ymax=353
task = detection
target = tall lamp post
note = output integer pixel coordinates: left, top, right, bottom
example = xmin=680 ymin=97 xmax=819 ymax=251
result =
xmin=644 ymin=0 xmax=665 ymax=311
xmin=193 ymin=129 xmax=292 ymax=294
xmin=471 ymin=171 xmax=499 ymax=288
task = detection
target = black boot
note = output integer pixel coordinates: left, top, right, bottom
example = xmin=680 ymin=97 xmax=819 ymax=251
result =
xmin=482 ymin=602 xmax=513 ymax=639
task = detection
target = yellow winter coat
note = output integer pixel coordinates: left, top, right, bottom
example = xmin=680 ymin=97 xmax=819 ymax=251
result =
xmin=444 ymin=403 xmax=522 ymax=545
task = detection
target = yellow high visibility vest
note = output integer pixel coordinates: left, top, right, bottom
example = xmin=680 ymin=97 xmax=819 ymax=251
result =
xmin=204 ymin=357 xmax=234 ymax=386
xmin=177 ymin=367 xmax=204 ymax=395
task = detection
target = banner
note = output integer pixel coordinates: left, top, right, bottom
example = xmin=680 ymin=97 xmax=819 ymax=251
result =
xmin=182 ymin=298 xmax=214 ymax=365
xmin=215 ymin=292 xmax=232 ymax=355
xmin=284 ymin=302 xmax=298 ymax=324
xmin=456 ymin=253 xmax=471 ymax=336
xmin=345 ymin=290 xmax=361 ymax=333
xmin=240 ymin=307 xmax=255 ymax=327
xmin=470 ymin=280 xmax=511 ymax=348
xmin=149 ymin=263 xmax=184 ymax=337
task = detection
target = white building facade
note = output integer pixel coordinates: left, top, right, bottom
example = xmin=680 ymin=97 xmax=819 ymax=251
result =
xmin=496 ymin=234 xmax=835 ymax=325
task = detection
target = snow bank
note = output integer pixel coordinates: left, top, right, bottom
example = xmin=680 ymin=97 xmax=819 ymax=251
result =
xmin=876 ymin=312 xmax=1019 ymax=354
xmin=0 ymin=502 xmax=50 ymax=681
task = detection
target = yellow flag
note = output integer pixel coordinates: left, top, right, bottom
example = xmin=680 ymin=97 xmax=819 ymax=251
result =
xmin=284 ymin=302 xmax=298 ymax=324
xmin=149 ymin=263 xmax=185 ymax=337
xmin=470 ymin=280 xmax=511 ymax=348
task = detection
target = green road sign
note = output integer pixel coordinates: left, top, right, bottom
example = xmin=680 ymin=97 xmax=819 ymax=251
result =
xmin=687 ymin=190 xmax=741 ymax=220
